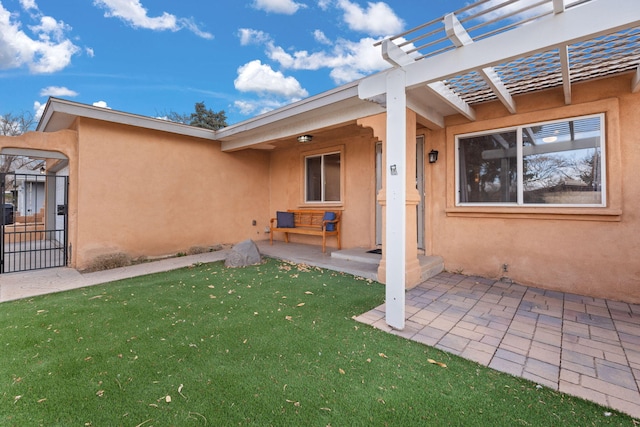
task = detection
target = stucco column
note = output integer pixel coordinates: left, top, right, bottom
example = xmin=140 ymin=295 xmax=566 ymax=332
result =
xmin=375 ymin=110 xmax=421 ymax=290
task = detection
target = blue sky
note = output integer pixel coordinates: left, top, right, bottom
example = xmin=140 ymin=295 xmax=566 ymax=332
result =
xmin=0 ymin=0 xmax=512 ymax=125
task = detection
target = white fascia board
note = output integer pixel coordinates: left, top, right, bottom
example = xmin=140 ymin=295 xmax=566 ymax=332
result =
xmin=37 ymin=98 xmax=216 ymax=140
xmin=360 ymin=0 xmax=640 ymax=99
xmin=220 ymin=99 xmax=385 ymax=152
xmin=216 ymin=81 xmax=362 ymax=140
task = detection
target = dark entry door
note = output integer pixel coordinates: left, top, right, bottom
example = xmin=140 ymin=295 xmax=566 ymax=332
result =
xmin=1 ymin=172 xmax=68 ymax=273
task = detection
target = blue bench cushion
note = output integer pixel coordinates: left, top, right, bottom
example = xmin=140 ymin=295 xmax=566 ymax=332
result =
xmin=276 ymin=211 xmax=295 ymax=228
xmin=323 ymin=211 xmax=336 ymax=231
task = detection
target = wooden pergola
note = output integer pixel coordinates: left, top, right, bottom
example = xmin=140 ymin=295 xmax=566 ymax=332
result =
xmin=358 ymin=0 xmax=640 ymax=329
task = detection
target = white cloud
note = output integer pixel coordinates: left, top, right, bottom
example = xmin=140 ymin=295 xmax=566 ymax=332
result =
xmin=40 ymin=86 xmax=78 ymax=97
xmin=239 ymin=25 xmax=392 ymax=85
xmin=313 ymin=29 xmax=331 ymax=45
xmin=264 ymin=36 xmax=390 ymax=84
xmin=86 ymin=47 xmax=95 ymax=57
xmin=234 ymin=60 xmax=308 ymax=98
xmin=337 ymin=0 xmax=403 ymax=36
xmin=0 ymin=3 xmax=80 ymax=73
xmin=238 ymin=28 xmax=270 ymax=46
xmin=33 ymin=101 xmax=45 ymax=120
xmin=317 ymin=0 xmax=332 ymax=11
xmin=234 ymin=99 xmax=286 ymax=116
xmin=20 ymin=0 xmax=38 ymax=11
xmin=252 ymin=0 xmax=306 ymax=14
xmin=93 ymin=0 xmax=212 ymax=39
xmin=92 ymin=100 xmax=111 ymax=109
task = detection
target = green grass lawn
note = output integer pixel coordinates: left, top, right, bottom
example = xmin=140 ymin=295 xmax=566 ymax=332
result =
xmin=0 ymin=258 xmax=635 ymax=426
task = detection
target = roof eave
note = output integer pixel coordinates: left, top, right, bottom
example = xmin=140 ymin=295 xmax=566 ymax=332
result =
xmin=37 ymin=97 xmax=217 ymax=140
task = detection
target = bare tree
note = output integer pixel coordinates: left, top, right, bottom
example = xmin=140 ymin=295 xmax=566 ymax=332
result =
xmin=0 ymin=111 xmax=38 ymax=174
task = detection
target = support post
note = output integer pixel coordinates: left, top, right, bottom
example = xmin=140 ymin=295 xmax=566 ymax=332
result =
xmin=385 ymin=67 xmax=407 ymax=330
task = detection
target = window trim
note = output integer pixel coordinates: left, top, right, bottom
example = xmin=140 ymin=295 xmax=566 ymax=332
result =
xmin=455 ymin=113 xmax=606 ymax=208
xmin=301 ymin=146 xmax=344 ymax=206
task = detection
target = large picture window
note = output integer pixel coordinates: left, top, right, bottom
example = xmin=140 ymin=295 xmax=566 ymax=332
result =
xmin=305 ymin=152 xmax=341 ymax=203
xmin=457 ymin=114 xmax=605 ymax=206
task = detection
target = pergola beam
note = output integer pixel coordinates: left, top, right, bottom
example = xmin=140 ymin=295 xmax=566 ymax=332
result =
xmin=632 ymin=65 xmax=640 ymax=93
xmin=426 ymin=82 xmax=476 ymax=121
xmin=559 ymin=45 xmax=572 ymax=104
xmin=479 ymin=67 xmax=516 ymax=114
xmin=553 ymin=0 xmax=565 ymax=14
xmin=445 ymin=12 xmax=516 ymax=114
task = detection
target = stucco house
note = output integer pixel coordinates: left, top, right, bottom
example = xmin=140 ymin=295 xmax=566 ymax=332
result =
xmin=1 ymin=0 xmax=639 ymax=328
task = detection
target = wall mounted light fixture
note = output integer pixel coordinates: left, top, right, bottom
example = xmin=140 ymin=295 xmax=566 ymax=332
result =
xmin=428 ymin=149 xmax=439 ymax=164
xmin=297 ymin=135 xmax=313 ymax=143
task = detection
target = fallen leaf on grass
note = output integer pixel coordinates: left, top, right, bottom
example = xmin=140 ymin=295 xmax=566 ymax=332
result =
xmin=378 ymin=353 xmax=388 ymax=358
xmin=165 ymin=395 xmax=171 ymax=403
xmin=37 ymin=398 xmax=47 ymax=403
xmin=427 ymin=358 xmax=447 ymax=368
xmin=96 ymin=390 xmax=104 ymax=397
xmin=304 ymin=291 xmax=314 ymax=295
xmin=296 ymin=303 xmax=305 ymax=307
xmin=285 ymin=316 xmax=293 ymax=321
xmin=286 ymin=399 xmax=300 ymax=407
xmin=339 ymin=368 xmax=345 ymax=374
xmin=13 ymin=395 xmax=22 ymax=404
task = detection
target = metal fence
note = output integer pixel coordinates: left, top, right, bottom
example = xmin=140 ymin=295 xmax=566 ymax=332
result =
xmin=1 ymin=172 xmax=68 ymax=273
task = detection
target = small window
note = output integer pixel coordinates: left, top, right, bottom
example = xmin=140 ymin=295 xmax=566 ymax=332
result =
xmin=457 ymin=114 xmax=605 ymax=206
xmin=305 ymin=152 xmax=341 ymax=203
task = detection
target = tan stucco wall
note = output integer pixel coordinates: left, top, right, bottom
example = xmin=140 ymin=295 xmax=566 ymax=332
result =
xmin=73 ymin=118 xmax=271 ymax=269
xmin=267 ymin=125 xmax=378 ymax=250
xmin=429 ymin=74 xmax=640 ymax=303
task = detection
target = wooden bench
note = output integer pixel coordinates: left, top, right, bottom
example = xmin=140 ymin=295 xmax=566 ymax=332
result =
xmin=270 ymin=210 xmax=341 ymax=253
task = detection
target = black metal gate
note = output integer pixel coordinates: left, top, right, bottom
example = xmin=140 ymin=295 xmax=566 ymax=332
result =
xmin=1 ymin=172 xmax=69 ymax=273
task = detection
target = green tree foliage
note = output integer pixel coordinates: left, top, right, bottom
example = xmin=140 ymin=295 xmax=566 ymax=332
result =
xmin=163 ymin=102 xmax=227 ymax=130
xmin=189 ymin=101 xmax=227 ymax=130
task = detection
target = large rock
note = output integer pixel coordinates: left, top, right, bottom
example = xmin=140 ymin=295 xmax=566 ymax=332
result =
xmin=225 ymin=239 xmax=262 ymax=268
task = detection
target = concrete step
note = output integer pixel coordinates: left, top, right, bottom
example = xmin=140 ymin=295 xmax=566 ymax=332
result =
xmin=419 ymin=255 xmax=444 ymax=281
xmin=331 ymin=248 xmax=381 ymax=265
xmin=332 ymin=249 xmax=444 ymax=283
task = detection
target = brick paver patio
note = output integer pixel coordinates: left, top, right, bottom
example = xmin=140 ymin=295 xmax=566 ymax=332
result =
xmin=354 ymin=272 xmax=640 ymax=419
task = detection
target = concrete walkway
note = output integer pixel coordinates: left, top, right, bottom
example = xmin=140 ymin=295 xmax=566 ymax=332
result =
xmin=354 ymin=271 xmax=640 ymax=419
xmin=0 ymin=250 xmax=230 ymax=302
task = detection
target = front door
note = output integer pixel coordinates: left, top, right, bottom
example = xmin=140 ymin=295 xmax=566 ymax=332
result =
xmin=375 ymin=138 xmax=426 ymax=249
